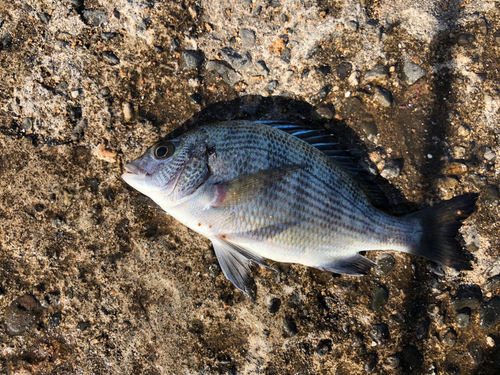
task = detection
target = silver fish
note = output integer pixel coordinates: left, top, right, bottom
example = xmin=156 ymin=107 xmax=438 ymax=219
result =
xmin=122 ymin=121 xmax=477 ymax=293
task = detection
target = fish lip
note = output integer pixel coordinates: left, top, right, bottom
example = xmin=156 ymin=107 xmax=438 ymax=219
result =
xmin=124 ymin=162 xmax=147 ymax=177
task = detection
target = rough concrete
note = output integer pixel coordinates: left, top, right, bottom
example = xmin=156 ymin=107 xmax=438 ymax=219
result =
xmin=1 ymin=0 xmax=500 ymax=374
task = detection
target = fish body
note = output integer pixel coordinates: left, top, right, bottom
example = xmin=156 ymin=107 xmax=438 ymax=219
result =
xmin=123 ymin=121 xmax=477 ymax=292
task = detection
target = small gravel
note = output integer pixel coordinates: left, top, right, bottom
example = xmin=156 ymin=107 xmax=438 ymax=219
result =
xmin=380 ymin=161 xmax=400 ymax=179
xmin=364 ymin=65 xmax=388 ymax=82
xmin=404 ymin=62 xmax=426 ymax=85
xmin=240 ymin=29 xmax=256 ymax=47
xmin=220 ymin=48 xmax=252 ymax=71
xmin=458 ymin=33 xmax=475 ymax=46
xmin=480 ymin=296 xmax=500 ymax=329
xmin=82 ymin=9 xmax=108 ymax=26
xmin=372 ymin=284 xmax=389 ymax=311
xmin=181 ymin=50 xmax=204 ymax=70
xmin=268 ymin=298 xmax=281 ymax=314
xmin=102 ymin=51 xmax=120 ymax=65
xmin=375 ymin=253 xmax=395 ymax=277
xmin=371 ymin=86 xmax=393 ymax=107
xmin=283 ymin=317 xmax=297 ymax=337
xmin=336 ymin=62 xmax=352 ymax=80
xmin=4 ymin=294 xmax=42 ymax=336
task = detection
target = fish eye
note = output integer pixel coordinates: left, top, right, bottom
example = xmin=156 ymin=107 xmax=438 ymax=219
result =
xmin=153 ymin=141 xmax=175 ymax=160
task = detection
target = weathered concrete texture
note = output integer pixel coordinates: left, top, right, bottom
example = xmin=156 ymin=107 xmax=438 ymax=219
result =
xmin=1 ymin=0 xmax=500 ymax=374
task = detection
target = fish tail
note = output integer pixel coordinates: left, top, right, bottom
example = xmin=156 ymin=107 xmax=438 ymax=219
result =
xmin=405 ymin=193 xmax=479 ymax=270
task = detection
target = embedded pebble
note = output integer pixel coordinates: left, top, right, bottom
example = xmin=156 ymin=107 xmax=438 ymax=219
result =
xmin=370 ymin=323 xmax=389 ymax=344
xmin=263 ymin=80 xmax=278 ymax=96
xmin=77 ymin=321 xmax=91 ymax=331
xmin=483 ymin=147 xmax=496 ymax=161
xmin=344 ymin=97 xmax=362 ymax=116
xmin=375 ymin=253 xmax=395 ymax=277
xmin=485 ymin=275 xmax=500 ymax=291
xmin=364 ymin=65 xmax=388 ymax=82
xmin=170 ymin=38 xmax=180 ymax=51
xmin=21 ymin=117 xmax=33 ymax=132
xmin=348 ymin=70 xmax=360 ymax=86
xmin=486 ymin=336 xmax=495 ymax=347
xmin=380 ymin=161 xmax=400 ymax=179
xmin=452 ymin=287 xmax=482 ymax=310
xmin=82 ymin=9 xmax=108 ymax=26
xmin=268 ymin=298 xmax=281 ymax=314
xmin=361 ymin=121 xmax=378 ymax=139
xmin=484 ymin=185 xmax=499 ymax=204
xmin=336 ymin=62 xmax=352 ymax=80
xmin=102 ymin=51 xmax=120 ymax=65
xmin=404 ymin=62 xmax=426 ymax=85
xmin=435 ymin=176 xmax=458 ymax=199
xmin=99 ymin=87 xmax=111 ymax=98
xmin=189 ymin=93 xmax=202 ymax=105
xmin=62 ymin=0 xmax=82 ymax=6
xmin=315 ymin=339 xmax=332 ymax=357
xmin=371 ymin=86 xmax=392 ymax=107
xmin=372 ymin=284 xmax=389 ymax=311
xmin=458 ymin=33 xmax=475 ymax=46
xmin=283 ymin=317 xmax=298 ymax=336
xmin=477 ymin=18 xmax=488 ymax=34
xmin=71 ymin=118 xmax=88 ymax=140
xmin=310 ymin=85 xmax=331 ymax=105
xmin=206 ymin=61 xmax=241 ymax=85
xmin=56 ymin=81 xmax=69 ymax=93
xmin=220 ymin=48 xmax=252 ymax=71
xmin=255 ymin=60 xmax=270 ymax=77
xmin=479 ymin=296 xmax=500 ymax=329
xmin=4 ymin=294 xmax=42 ymax=336
xmin=443 ymin=330 xmax=457 ymax=346
xmin=467 ymin=342 xmax=484 ymax=364
xmin=456 ymin=312 xmax=470 ymax=328
xmin=457 ymin=124 xmax=470 ymax=137
xmin=101 ymin=32 xmax=116 ymax=41
xmin=49 ymin=311 xmax=62 ymax=328
xmin=346 ymin=20 xmax=359 ymax=31
xmin=315 ymin=106 xmax=334 ymax=120
xmin=39 ymin=12 xmax=51 ymax=24
xmin=181 ymin=50 xmax=204 ymax=70
xmin=240 ymin=29 xmax=256 ymax=47
xmin=208 ymin=264 xmax=220 ymax=278
xmin=122 ymin=102 xmax=133 ymax=122
xmin=486 ymin=257 xmax=500 ymax=278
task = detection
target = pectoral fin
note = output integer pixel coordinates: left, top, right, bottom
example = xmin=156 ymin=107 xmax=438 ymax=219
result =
xmin=210 ymin=164 xmax=302 ymax=208
xmin=211 ymin=237 xmax=272 ymax=293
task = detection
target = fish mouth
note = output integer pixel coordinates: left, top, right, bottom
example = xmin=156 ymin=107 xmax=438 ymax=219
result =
xmin=124 ymin=162 xmax=147 ymax=177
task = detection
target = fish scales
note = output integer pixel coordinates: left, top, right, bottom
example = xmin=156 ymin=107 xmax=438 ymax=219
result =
xmin=203 ymin=123 xmax=410 ymax=252
xmin=123 ymin=120 xmax=477 ymax=293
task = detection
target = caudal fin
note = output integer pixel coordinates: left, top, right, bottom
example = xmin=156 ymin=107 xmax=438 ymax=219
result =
xmin=406 ymin=194 xmax=479 ymax=270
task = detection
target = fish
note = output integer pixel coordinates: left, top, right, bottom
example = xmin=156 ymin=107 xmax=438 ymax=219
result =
xmin=122 ymin=120 xmax=478 ymax=293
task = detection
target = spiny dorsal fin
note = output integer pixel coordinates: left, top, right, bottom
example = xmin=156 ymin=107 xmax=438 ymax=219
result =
xmin=257 ymin=120 xmax=362 ymax=172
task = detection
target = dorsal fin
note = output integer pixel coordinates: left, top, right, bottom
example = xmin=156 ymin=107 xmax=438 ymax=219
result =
xmin=257 ymin=120 xmax=389 ymax=207
xmin=257 ymin=121 xmax=361 ymax=170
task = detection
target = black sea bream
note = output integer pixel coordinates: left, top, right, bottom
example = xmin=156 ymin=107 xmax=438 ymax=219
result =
xmin=122 ymin=121 xmax=477 ymax=293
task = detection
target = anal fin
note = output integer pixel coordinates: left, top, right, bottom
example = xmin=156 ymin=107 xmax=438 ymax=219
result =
xmin=316 ymin=253 xmax=376 ymax=276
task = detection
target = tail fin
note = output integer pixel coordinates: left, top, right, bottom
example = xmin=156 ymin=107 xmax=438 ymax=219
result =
xmin=405 ymin=194 xmax=479 ymax=270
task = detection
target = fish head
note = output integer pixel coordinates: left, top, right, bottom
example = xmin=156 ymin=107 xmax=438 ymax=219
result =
xmin=122 ymin=129 xmax=210 ymax=206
